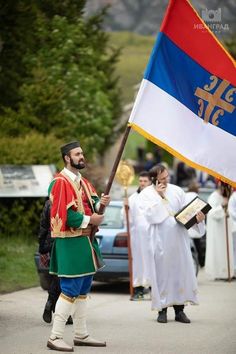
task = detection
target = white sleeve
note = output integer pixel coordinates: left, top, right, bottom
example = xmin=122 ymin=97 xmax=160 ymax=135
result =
xmin=208 ymin=205 xmax=225 ymax=221
xmin=140 ymin=193 xmax=169 ymax=225
xmin=190 ymin=220 xmax=206 ymax=237
xmin=81 ymin=215 xmax=90 ymax=228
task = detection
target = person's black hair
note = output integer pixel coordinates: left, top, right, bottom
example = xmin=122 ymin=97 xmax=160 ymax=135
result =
xmin=220 ymin=181 xmax=232 ymax=198
xmin=136 ymin=171 xmax=151 ymax=193
xmin=139 ymin=171 xmax=151 ymax=179
xmin=149 ymin=164 xmax=167 ymax=185
xmin=60 ymin=141 xmax=80 ymax=163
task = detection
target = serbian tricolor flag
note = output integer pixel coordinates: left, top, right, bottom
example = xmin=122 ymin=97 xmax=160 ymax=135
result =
xmin=128 ymin=0 xmax=236 ymax=186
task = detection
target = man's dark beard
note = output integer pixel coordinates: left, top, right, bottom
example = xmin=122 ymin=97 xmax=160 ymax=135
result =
xmin=70 ymin=157 xmax=85 ymax=170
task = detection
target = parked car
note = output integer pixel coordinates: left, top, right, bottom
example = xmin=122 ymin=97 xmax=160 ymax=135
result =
xmin=34 ymin=200 xmax=200 ymax=289
xmin=198 ymin=187 xmax=214 ymax=202
xmin=94 ymin=201 xmax=129 ymax=282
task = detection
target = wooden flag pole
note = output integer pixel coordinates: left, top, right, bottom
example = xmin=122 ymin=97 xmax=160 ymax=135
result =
xmin=124 ymin=186 xmax=134 ymax=298
xmin=90 ymin=125 xmax=132 ymax=242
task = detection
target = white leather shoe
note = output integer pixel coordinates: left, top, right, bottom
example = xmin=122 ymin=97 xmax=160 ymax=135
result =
xmin=74 ymin=335 xmax=106 ymax=347
xmin=47 ymin=338 xmax=74 ymax=352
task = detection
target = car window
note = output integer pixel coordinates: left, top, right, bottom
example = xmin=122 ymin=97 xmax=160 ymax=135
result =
xmin=100 ymin=205 xmax=124 ymax=229
xmin=199 ymin=188 xmax=215 ymax=202
xmin=198 ymin=191 xmax=209 ymax=202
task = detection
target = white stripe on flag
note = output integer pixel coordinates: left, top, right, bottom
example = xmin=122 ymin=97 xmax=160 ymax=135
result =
xmin=129 ymin=79 xmax=236 ymax=183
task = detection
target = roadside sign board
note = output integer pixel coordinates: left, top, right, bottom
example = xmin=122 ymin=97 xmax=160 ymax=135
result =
xmin=0 ymin=165 xmax=56 ymax=197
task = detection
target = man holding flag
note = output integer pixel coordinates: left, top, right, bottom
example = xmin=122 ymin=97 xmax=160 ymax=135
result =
xmin=47 ymin=141 xmax=110 ymax=351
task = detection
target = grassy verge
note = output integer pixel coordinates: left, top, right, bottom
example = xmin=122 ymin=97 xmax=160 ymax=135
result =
xmin=0 ymin=236 xmax=39 ymax=294
xmin=110 ymin=31 xmax=155 ymax=104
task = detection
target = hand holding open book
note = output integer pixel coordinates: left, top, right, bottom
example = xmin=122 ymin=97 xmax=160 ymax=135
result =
xmin=195 ymin=211 xmax=205 ymax=223
xmin=175 ymin=196 xmax=211 ymax=229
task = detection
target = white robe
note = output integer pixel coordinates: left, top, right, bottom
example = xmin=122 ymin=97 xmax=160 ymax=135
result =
xmin=139 ymin=184 xmax=203 ymax=311
xmin=205 ymin=190 xmax=234 ymax=280
xmin=129 ymin=192 xmax=152 ymax=287
xmin=226 ymin=192 xmax=236 ymax=275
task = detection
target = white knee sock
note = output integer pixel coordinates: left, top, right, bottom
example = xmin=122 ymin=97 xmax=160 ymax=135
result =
xmin=50 ymin=293 xmax=74 ymax=340
xmin=72 ymin=295 xmax=88 ymax=338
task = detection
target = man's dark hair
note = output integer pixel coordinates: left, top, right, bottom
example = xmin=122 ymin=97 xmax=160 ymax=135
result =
xmin=139 ymin=171 xmax=151 ymax=179
xmin=62 ymin=150 xmax=72 ymax=164
xmin=220 ymin=181 xmax=232 ymax=198
xmin=149 ymin=164 xmax=167 ymax=185
xmin=60 ymin=141 xmax=80 ymax=163
xmin=137 ymin=170 xmax=151 ymax=193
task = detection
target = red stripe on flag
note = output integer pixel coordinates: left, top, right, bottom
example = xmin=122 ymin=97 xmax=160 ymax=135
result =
xmin=160 ymin=0 xmax=236 ymax=86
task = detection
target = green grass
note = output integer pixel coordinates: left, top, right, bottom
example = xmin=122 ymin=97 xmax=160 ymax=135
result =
xmin=109 ymin=32 xmax=155 ymax=159
xmin=0 ymin=236 xmax=39 ymax=293
xmin=110 ymin=31 xmax=155 ymax=104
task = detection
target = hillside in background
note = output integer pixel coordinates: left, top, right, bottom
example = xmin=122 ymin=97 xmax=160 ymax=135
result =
xmin=86 ymin=0 xmax=236 ymax=38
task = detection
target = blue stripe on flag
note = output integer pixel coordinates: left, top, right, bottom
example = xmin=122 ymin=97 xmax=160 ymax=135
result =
xmin=144 ymin=33 xmax=236 ymax=137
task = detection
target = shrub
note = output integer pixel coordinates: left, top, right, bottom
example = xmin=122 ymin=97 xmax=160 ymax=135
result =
xmin=0 ymin=198 xmax=45 ymax=240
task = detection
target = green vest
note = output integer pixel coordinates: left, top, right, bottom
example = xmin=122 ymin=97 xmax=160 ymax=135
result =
xmin=49 ymin=235 xmax=103 ymax=277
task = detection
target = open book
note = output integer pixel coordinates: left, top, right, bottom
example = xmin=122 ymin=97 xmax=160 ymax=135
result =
xmin=175 ymin=196 xmax=211 ymax=229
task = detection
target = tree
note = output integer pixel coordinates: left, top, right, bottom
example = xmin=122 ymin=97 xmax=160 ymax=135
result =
xmin=0 ymin=0 xmax=38 ymax=109
xmin=0 ymin=1 xmax=122 ymax=163
xmin=36 ymin=0 xmax=86 ymax=20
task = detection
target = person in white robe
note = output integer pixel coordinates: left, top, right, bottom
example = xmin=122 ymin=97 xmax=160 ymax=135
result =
xmin=205 ymin=183 xmax=234 ymax=280
xmin=128 ymin=171 xmax=152 ymax=300
xmin=138 ymin=164 xmax=205 ymax=324
xmin=228 ymin=191 xmax=236 ymax=276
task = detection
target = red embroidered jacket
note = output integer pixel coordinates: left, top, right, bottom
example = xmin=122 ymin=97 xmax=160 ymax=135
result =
xmin=49 ymin=171 xmax=98 ymax=238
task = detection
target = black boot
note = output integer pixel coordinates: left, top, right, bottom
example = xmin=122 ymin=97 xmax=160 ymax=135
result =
xmin=175 ymin=311 xmax=191 ymax=323
xmin=157 ymin=308 xmax=167 ymax=323
xmin=130 ymin=287 xmax=144 ymax=301
xmin=43 ymin=299 xmax=53 ymax=323
xmin=174 ymin=305 xmax=191 ymax=323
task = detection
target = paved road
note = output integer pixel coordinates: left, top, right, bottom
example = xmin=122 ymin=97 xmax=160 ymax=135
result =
xmin=0 ymin=269 xmax=236 ymax=354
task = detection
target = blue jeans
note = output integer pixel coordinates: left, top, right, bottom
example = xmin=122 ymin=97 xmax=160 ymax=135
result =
xmin=60 ymin=275 xmax=93 ymax=297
